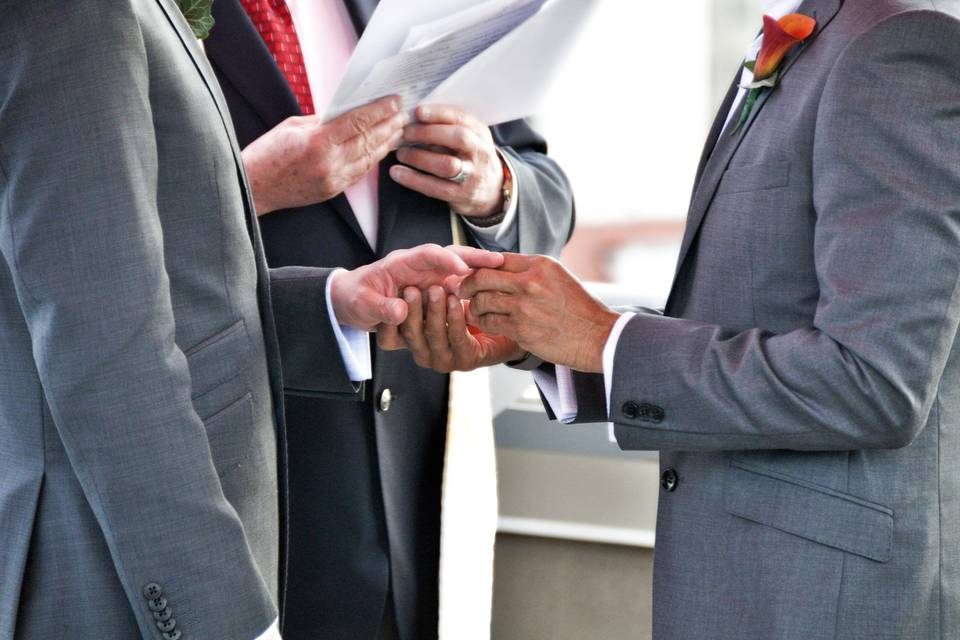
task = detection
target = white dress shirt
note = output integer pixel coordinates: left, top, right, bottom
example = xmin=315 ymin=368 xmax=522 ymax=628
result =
xmin=533 ymin=0 xmax=804 ymax=440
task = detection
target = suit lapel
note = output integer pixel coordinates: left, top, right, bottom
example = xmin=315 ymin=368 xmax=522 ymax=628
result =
xmin=690 ymin=70 xmax=743 ymax=200
xmin=375 ymin=154 xmax=404 ymax=255
xmin=669 ymin=0 xmax=843 ymax=292
xmin=154 ymin=0 xmax=238 ymax=152
xmin=343 ymin=0 xmax=378 ymax=36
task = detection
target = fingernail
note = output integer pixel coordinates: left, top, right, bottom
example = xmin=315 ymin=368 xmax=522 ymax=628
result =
xmin=404 ymin=290 xmax=416 ymax=303
xmin=429 ymin=288 xmax=442 ymax=303
xmin=419 ymin=106 xmax=431 ymax=120
xmin=448 ymin=296 xmax=458 ymax=311
xmin=392 ymin=98 xmax=402 ymax=112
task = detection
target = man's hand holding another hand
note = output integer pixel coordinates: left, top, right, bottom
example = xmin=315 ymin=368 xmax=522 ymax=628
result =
xmin=330 ymin=244 xmax=504 ymax=332
xmin=458 ymin=254 xmax=619 ymax=373
xmin=380 ymin=253 xmax=619 ymax=374
xmin=378 ymin=286 xmax=524 ymax=372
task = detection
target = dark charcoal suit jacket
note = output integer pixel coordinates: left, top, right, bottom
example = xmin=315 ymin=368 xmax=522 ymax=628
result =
xmin=205 ymin=2 xmax=575 ymax=637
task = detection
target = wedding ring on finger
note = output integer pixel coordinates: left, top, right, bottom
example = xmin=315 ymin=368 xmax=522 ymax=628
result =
xmin=448 ymin=159 xmax=471 ymax=184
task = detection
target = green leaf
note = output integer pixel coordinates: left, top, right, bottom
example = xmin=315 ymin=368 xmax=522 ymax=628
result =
xmin=175 ymin=0 xmax=215 ymax=40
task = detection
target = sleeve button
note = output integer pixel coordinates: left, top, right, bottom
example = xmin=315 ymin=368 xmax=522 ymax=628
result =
xmin=622 ymin=401 xmax=640 ymax=420
xmin=156 ymin=618 xmax=177 ymax=633
xmin=163 ymin=631 xmax=182 ymax=640
xmin=153 ymin=607 xmax=173 ymax=623
xmin=142 ymin=583 xmax=163 ymax=600
xmin=147 ymin=596 xmax=168 ymax=613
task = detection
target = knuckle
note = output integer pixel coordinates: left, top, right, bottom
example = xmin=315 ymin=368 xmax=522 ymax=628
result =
xmin=314 ymin=158 xmax=332 ymax=177
xmin=349 ymin=113 xmax=370 ymax=136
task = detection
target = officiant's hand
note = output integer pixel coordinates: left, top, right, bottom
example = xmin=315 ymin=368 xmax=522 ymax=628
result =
xmin=378 ymin=285 xmax=525 ymax=372
xmin=456 ymin=253 xmax=620 ymax=373
xmin=241 ymin=96 xmax=406 ymax=216
xmin=332 ymin=245 xmax=504 ymax=332
xmin=389 ymin=105 xmax=505 ymax=218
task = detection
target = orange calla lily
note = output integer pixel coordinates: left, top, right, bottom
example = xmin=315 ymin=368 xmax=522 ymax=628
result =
xmin=730 ymin=12 xmax=817 ymax=135
xmin=754 ymin=13 xmax=817 ymax=81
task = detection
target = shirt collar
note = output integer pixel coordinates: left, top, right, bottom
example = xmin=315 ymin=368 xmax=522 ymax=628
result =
xmin=763 ymin=0 xmax=805 ymax=20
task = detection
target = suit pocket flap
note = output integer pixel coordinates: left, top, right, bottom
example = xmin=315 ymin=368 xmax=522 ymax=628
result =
xmin=185 ymin=319 xmax=248 ymax=399
xmin=716 ymin=160 xmax=791 ymax=195
xmin=724 ymin=460 xmax=893 ymax=563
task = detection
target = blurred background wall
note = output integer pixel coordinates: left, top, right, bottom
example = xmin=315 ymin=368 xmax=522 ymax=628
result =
xmin=489 ymin=2 xmax=762 ymax=638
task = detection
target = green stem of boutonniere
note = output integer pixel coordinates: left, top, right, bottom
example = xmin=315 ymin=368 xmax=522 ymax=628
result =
xmin=175 ymin=0 xmax=215 ymax=40
xmin=731 ymin=87 xmax=762 ymax=135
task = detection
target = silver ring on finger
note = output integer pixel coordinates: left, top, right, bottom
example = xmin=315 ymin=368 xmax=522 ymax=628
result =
xmin=447 ymin=158 xmax=471 ymax=184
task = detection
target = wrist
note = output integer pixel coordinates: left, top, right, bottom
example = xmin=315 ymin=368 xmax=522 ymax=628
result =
xmin=241 ymin=147 xmax=278 ymax=216
xmin=506 ymin=348 xmax=542 ymax=371
xmin=575 ymin=310 xmax=620 ymax=374
xmin=328 ymin=269 xmax=355 ymax=328
xmin=456 ymin=147 xmax=512 ymax=221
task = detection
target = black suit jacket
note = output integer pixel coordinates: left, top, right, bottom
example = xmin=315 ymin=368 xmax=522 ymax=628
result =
xmin=206 ymin=2 xmax=574 ymax=638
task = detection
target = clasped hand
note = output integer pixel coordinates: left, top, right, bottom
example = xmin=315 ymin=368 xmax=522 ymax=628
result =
xmin=378 ymin=253 xmax=620 ymax=374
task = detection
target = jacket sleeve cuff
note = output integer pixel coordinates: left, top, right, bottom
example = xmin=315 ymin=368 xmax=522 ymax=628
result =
xmin=269 ymin=266 xmax=364 ymax=399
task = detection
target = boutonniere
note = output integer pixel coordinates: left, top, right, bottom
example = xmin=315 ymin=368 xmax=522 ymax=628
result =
xmin=731 ymin=13 xmax=817 ymax=134
xmin=175 ymin=0 xmax=215 ymax=40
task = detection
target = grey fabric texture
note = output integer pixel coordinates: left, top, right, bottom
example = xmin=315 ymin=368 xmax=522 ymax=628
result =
xmin=551 ymin=0 xmax=960 ymax=638
xmin=0 ymin=1 xmax=353 ymax=638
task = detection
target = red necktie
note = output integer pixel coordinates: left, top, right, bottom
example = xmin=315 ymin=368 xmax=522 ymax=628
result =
xmin=239 ymin=0 xmax=316 ymax=116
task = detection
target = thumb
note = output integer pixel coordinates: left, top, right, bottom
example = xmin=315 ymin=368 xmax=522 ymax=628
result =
xmin=377 ymin=296 xmax=408 ymax=326
xmin=444 ymin=273 xmax=467 ymax=297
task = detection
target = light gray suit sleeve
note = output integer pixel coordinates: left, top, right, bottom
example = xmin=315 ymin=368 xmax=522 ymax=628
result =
xmin=600 ymin=12 xmax=960 ymax=451
xmin=0 ymin=4 xmax=276 ymax=638
xmin=471 ymin=119 xmax=575 ymax=257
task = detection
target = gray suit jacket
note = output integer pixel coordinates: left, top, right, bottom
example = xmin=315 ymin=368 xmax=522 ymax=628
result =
xmin=0 ymin=2 xmax=357 ymax=638
xmin=551 ymin=1 xmax=960 ymax=637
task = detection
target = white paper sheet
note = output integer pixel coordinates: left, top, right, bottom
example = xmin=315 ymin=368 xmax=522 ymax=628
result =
xmin=324 ymin=0 xmax=600 ymax=125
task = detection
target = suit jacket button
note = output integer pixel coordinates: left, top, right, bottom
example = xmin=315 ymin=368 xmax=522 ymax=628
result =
xmin=147 ymin=596 xmax=167 ymax=613
xmin=661 ymin=468 xmax=679 ymax=492
xmin=378 ymin=388 xmax=393 ymax=413
xmin=163 ymin=631 xmax=182 ymax=640
xmin=622 ymin=401 xmax=640 ymax=420
xmin=153 ymin=607 xmax=173 ymax=623
xmin=156 ymin=618 xmax=177 ymax=633
xmin=646 ymin=404 xmax=666 ymax=423
xmin=142 ymin=583 xmax=163 ymax=600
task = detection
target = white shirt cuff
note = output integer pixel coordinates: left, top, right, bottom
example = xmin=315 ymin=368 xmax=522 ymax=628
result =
xmin=325 ymin=270 xmax=373 ymax=382
xmin=254 ymin=618 xmax=281 ymax=640
xmin=531 ymin=366 xmax=578 ymax=424
xmin=603 ymin=313 xmax=636 ymax=442
xmin=460 ymin=149 xmax=520 ymax=252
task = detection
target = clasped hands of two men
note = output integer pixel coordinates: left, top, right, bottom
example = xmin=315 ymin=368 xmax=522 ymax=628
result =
xmin=247 ymin=92 xmax=618 ymax=374
xmin=332 ymin=245 xmax=619 ymax=375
